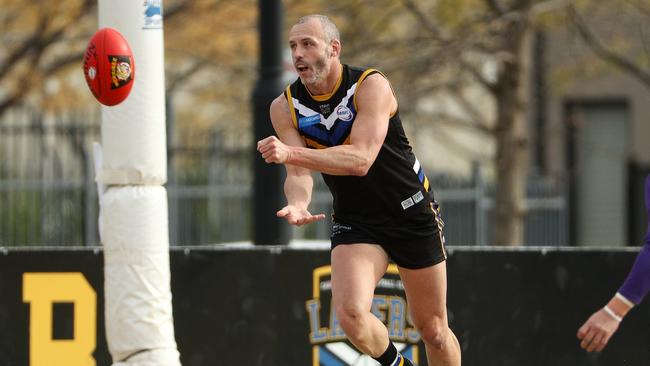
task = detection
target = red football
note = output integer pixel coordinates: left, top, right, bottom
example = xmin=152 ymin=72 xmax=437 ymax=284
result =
xmin=82 ymin=28 xmax=135 ymax=106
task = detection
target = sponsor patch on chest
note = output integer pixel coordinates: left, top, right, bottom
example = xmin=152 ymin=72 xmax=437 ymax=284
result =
xmin=298 ymin=114 xmax=321 ymax=128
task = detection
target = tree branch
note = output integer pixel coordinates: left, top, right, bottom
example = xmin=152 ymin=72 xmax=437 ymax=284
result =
xmin=568 ymin=4 xmax=650 ymax=90
xmin=530 ymin=0 xmax=569 ymax=16
xmin=42 ymin=52 xmax=84 ymax=74
xmin=431 ymin=111 xmax=494 ymax=136
xmin=0 ymin=89 xmax=27 ymax=117
xmin=412 ymin=113 xmax=493 ymax=162
xmin=484 ymin=0 xmax=505 ymax=15
xmin=0 ymin=15 xmax=49 ymax=82
xmin=400 ymin=0 xmax=447 ymax=43
xmin=446 ymin=85 xmax=492 ymax=130
xmin=458 ymin=57 xmax=498 ymax=94
xmin=623 ymin=0 xmax=650 ymax=18
xmin=165 ymin=1 xmax=193 ymax=21
xmin=167 ymin=59 xmax=209 ymax=94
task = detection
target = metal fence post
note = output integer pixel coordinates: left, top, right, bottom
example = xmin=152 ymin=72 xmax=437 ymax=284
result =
xmin=473 ymin=161 xmax=487 ymax=246
xmin=84 ymin=143 xmax=96 ymax=246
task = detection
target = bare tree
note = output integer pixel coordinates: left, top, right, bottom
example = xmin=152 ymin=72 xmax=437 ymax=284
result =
xmin=395 ymin=0 xmax=562 ymax=245
xmin=567 ymin=0 xmax=650 ymax=90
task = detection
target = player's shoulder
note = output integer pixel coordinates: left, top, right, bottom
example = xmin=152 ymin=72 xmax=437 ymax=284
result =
xmin=346 ymin=64 xmax=386 ymax=77
xmin=362 ymin=72 xmax=389 ymax=85
xmin=347 ymin=64 xmax=388 ymax=85
xmin=270 ymin=93 xmax=293 ymax=127
xmin=272 ymin=90 xmax=294 ymax=113
xmin=271 ymin=93 xmax=289 ymax=109
xmin=353 ymin=67 xmax=395 ymax=113
xmin=355 ymin=71 xmax=392 ymax=97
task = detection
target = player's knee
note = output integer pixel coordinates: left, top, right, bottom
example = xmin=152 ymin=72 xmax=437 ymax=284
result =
xmin=335 ymin=303 xmax=365 ymax=338
xmin=417 ymin=321 xmax=448 ymax=350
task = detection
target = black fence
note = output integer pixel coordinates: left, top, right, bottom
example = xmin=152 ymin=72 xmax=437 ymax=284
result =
xmin=1 ymin=246 xmax=648 ymax=366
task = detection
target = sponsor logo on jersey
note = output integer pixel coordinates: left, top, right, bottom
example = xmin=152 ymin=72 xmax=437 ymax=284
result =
xmin=306 ymin=265 xmax=421 ymax=365
xmin=401 ymin=191 xmax=424 ymax=210
xmin=401 ymin=197 xmax=415 ymax=210
xmin=319 ymin=104 xmax=332 ymax=115
xmin=412 ymin=191 xmax=424 ymax=204
xmin=299 ymin=114 xmax=322 ymax=128
xmin=331 ymin=222 xmax=352 ymax=237
xmin=336 ymin=105 xmax=354 ymax=122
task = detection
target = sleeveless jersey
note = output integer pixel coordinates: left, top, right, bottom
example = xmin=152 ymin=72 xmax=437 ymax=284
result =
xmin=285 ymin=64 xmax=435 ymax=225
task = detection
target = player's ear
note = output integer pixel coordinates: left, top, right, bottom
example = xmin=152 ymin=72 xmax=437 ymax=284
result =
xmin=330 ymin=39 xmax=341 ymax=58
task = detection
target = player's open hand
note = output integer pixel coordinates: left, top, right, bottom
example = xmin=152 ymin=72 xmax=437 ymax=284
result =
xmin=577 ymin=308 xmax=620 ymax=352
xmin=277 ymin=205 xmax=325 ymax=226
xmin=257 ymin=136 xmax=292 ymax=164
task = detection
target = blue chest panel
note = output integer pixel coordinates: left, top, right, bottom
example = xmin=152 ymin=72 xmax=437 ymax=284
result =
xmin=295 ymin=101 xmax=356 ymax=147
xmin=287 ymin=65 xmax=377 ymax=149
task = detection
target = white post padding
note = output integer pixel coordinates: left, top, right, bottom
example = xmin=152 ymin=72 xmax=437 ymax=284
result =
xmin=111 ymin=349 xmax=184 ymax=366
xmin=98 ymin=0 xmax=167 ymax=185
xmin=97 ymin=0 xmax=179 ymax=365
xmin=101 ymin=186 xmax=180 ymax=365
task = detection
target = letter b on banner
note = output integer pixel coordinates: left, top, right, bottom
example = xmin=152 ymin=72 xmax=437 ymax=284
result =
xmin=23 ymin=273 xmax=97 ymax=366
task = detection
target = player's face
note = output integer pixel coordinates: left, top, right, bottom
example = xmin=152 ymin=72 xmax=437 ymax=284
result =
xmin=289 ymin=21 xmax=333 ymax=88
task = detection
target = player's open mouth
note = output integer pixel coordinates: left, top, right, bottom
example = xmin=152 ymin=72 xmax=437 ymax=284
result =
xmin=296 ymin=65 xmax=309 ymax=73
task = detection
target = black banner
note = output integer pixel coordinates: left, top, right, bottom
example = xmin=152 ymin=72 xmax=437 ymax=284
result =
xmin=0 ymin=247 xmax=648 ymax=365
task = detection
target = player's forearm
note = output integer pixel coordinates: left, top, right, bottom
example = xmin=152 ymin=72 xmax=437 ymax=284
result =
xmin=287 ymin=144 xmax=372 ymax=176
xmin=284 ymin=173 xmax=314 ymax=209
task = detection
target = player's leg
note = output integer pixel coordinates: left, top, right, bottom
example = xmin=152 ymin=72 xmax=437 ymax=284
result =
xmin=399 ymin=261 xmax=461 ymax=366
xmin=331 ymin=243 xmax=390 ymax=357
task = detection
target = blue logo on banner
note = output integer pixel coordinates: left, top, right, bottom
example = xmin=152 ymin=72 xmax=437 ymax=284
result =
xmin=307 ymin=265 xmax=422 ymax=365
xmin=143 ymin=0 xmax=163 ymax=29
xmin=299 ymin=114 xmax=321 ymax=128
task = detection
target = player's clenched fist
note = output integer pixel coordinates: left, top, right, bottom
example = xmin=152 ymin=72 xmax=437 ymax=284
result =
xmin=257 ymin=136 xmax=292 ymax=164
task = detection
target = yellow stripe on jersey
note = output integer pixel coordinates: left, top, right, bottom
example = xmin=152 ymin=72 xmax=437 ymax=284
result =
xmin=285 ymin=86 xmax=298 ymax=129
xmin=424 ymin=176 xmax=430 ymax=192
xmin=305 ymin=137 xmax=329 ymax=150
xmin=308 ymin=66 xmax=343 ymax=101
xmin=353 ymin=68 xmax=399 ymax=118
xmin=353 ymin=68 xmax=379 ymax=112
xmin=304 ymin=135 xmax=351 ymax=149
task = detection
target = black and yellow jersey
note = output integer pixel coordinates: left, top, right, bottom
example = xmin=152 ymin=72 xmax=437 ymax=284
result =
xmin=284 ymin=64 xmax=436 ymax=225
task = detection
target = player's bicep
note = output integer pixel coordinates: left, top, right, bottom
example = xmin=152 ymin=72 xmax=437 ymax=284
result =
xmin=349 ymin=74 xmax=395 ymax=159
xmin=270 ymin=95 xmax=304 ymax=146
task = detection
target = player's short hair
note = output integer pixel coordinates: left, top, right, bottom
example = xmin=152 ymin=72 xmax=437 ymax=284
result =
xmin=295 ymin=14 xmax=341 ymax=45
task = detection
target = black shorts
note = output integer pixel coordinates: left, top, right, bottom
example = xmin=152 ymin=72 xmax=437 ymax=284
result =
xmin=330 ymin=207 xmax=447 ymax=269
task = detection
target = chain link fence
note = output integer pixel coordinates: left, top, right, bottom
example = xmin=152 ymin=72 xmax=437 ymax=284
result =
xmin=0 ymin=110 xmax=567 ymax=246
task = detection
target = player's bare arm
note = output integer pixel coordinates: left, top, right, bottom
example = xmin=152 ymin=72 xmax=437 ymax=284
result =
xmin=258 ymin=95 xmax=325 ymax=226
xmin=257 ymin=74 xmax=395 ymax=176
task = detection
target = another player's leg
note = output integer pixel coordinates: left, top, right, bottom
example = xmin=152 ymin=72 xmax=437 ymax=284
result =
xmin=399 ymin=261 xmax=461 ymax=366
xmin=331 ymin=243 xmax=401 ymax=363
